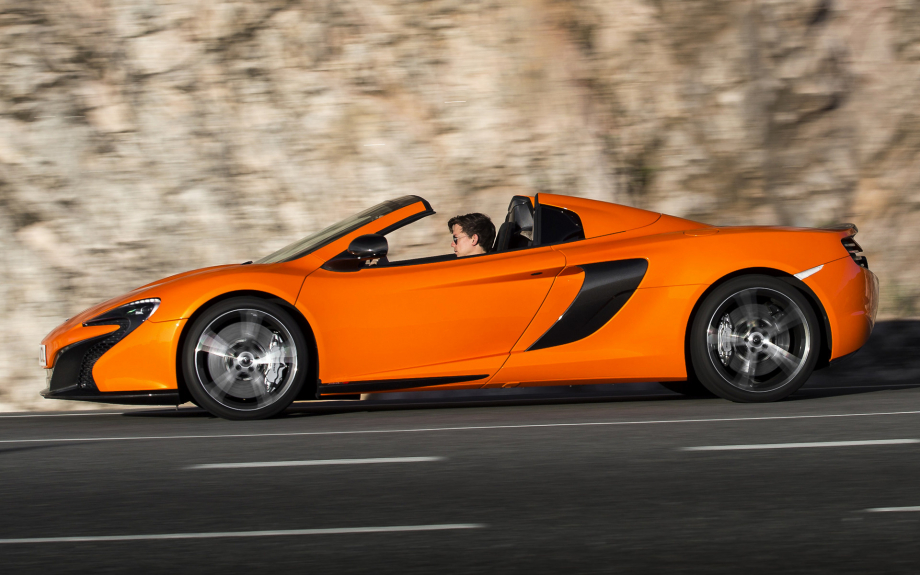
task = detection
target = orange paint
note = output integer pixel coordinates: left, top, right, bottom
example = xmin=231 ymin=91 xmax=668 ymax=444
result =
xmin=804 ymin=256 xmax=878 ymax=360
xmin=299 ymin=246 xmax=566 ymax=383
xmin=39 ymin=194 xmax=878 ymax=402
xmin=93 ymin=319 xmax=186 ymax=392
xmin=488 ymin=285 xmax=707 ymax=386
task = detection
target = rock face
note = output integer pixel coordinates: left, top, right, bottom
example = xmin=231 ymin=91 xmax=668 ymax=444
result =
xmin=1 ymin=0 xmax=917 ymax=410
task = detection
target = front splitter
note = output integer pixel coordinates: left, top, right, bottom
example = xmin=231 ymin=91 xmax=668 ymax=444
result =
xmin=41 ymin=386 xmax=180 ymax=406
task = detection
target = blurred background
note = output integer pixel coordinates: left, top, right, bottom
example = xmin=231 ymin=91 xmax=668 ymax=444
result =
xmin=1 ymin=0 xmax=918 ymax=410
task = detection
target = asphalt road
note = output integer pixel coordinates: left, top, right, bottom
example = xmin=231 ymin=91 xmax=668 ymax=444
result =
xmin=2 ymin=380 xmax=919 ymax=574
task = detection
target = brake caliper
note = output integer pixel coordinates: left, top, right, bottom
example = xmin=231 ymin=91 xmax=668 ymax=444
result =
xmin=263 ymin=332 xmax=287 ymax=393
xmin=717 ymin=313 xmax=734 ymax=366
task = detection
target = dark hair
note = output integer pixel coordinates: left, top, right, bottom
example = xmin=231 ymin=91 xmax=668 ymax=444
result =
xmin=448 ymin=213 xmax=496 ymax=253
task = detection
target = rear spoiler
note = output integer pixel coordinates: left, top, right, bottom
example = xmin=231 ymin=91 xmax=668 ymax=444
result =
xmin=821 ymin=223 xmax=858 ymax=236
xmin=819 ymin=224 xmax=859 ymax=238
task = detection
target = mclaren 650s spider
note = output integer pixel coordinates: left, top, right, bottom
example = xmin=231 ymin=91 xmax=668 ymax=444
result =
xmin=39 ymin=194 xmax=878 ymax=419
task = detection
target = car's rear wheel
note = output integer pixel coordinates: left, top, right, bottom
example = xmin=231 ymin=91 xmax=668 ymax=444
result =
xmin=690 ymin=275 xmax=819 ymax=403
xmin=182 ymin=297 xmax=307 ymax=420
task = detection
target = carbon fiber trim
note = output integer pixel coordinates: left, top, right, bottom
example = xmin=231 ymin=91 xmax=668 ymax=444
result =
xmin=41 ymin=387 xmax=180 ymax=405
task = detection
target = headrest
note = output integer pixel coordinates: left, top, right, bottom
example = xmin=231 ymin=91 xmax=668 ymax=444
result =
xmin=506 ymin=196 xmax=534 ymax=231
xmin=510 ymin=204 xmax=533 ymax=231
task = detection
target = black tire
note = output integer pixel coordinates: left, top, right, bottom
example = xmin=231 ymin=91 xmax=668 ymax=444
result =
xmin=182 ymin=297 xmax=308 ymax=420
xmin=689 ymin=275 xmax=820 ymax=403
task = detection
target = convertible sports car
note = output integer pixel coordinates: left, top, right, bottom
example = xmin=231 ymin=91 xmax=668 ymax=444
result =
xmin=39 ymin=194 xmax=878 ymax=419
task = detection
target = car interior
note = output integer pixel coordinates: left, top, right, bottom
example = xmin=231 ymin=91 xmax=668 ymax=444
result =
xmin=325 ymin=194 xmax=584 ymax=270
xmin=493 ymin=196 xmax=535 ymax=252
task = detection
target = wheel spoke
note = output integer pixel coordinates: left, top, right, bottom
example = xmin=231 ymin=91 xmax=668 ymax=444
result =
xmin=763 ymin=341 xmax=802 ymax=374
xmin=239 ymin=311 xmax=264 ymax=341
xmin=252 ymin=325 xmax=278 ymax=351
xmin=708 ymin=330 xmax=744 ymax=344
xmin=197 ymin=331 xmax=232 ymax=358
xmin=728 ymin=354 xmax=756 ymax=387
xmin=771 ymin=310 xmax=804 ymax=335
xmin=726 ymin=333 xmax=745 ymax=346
xmin=730 ymin=290 xmax=763 ymax=322
xmin=732 ymin=289 xmax=757 ymax=310
xmin=248 ymin=371 xmax=269 ymax=406
xmin=209 ymin=367 xmax=238 ymax=396
xmin=255 ymin=347 xmax=295 ymax=366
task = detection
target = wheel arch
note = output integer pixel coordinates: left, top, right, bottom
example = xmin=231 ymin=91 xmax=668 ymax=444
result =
xmin=682 ymin=267 xmax=833 ymax=382
xmin=174 ymin=290 xmax=319 ymax=404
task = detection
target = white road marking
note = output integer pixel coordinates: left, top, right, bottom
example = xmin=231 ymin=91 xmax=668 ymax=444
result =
xmin=652 ymin=384 xmax=913 ymax=396
xmin=1 ymin=410 xmax=920 ymax=445
xmin=1 ymin=385 xmax=913 ymax=419
xmin=682 ymin=439 xmax=919 ymax=451
xmin=0 ymin=524 xmax=485 ymax=545
xmin=801 ymin=384 xmax=919 ymax=391
xmin=865 ymin=506 xmax=920 ymax=513
xmin=187 ymin=456 xmax=444 ymax=470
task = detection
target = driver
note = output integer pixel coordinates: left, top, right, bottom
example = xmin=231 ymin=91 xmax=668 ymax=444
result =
xmin=448 ymin=213 xmax=495 ymax=257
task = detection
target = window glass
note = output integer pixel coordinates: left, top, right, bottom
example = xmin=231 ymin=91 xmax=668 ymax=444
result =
xmin=257 ymin=196 xmax=423 ymax=263
xmin=539 ymin=205 xmax=585 ymax=245
xmin=384 ymin=215 xmax=451 ymax=262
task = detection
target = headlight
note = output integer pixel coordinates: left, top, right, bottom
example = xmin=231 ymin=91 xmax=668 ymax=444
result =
xmin=83 ymin=298 xmax=161 ymax=328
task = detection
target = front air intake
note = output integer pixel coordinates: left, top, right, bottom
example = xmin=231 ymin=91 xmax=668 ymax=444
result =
xmin=841 ymin=237 xmax=868 ymax=269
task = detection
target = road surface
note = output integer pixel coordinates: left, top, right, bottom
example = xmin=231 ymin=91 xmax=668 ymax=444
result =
xmin=1 ymin=380 xmax=919 ymax=574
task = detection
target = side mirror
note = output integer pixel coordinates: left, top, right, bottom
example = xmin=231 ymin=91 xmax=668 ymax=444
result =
xmin=347 ymin=234 xmax=388 ymax=260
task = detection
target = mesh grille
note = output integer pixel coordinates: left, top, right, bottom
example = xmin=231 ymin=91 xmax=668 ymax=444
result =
xmin=77 ymin=320 xmax=129 ymax=389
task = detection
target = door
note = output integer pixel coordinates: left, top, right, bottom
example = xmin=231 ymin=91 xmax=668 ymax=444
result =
xmin=300 ymin=247 xmax=566 ymax=384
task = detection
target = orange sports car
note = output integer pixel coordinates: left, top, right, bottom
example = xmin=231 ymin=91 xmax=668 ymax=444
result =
xmin=39 ymin=194 xmax=879 ymax=419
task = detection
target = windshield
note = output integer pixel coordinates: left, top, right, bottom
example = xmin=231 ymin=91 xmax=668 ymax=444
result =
xmin=257 ymin=196 xmax=425 ymax=264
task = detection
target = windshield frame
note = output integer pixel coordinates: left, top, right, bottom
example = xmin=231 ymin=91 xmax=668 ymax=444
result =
xmin=256 ymin=196 xmax=430 ymax=264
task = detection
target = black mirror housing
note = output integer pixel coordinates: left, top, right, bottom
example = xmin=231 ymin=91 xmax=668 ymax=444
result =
xmin=347 ymin=234 xmax=388 ymax=260
xmin=321 ymin=234 xmax=389 ymax=272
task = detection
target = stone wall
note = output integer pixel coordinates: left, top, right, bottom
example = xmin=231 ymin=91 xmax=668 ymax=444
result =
xmin=1 ymin=0 xmax=918 ymax=410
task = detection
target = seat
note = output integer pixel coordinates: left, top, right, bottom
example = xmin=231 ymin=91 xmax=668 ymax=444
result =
xmin=494 ymin=221 xmax=515 ymax=252
xmin=493 ymin=196 xmax=534 ymax=252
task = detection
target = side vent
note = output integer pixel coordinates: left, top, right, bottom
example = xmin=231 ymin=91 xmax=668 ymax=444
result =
xmin=841 ymin=237 xmax=868 ymax=269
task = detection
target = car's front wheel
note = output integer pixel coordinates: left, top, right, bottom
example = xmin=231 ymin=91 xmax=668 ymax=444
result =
xmin=689 ymin=275 xmax=820 ymax=403
xmin=182 ymin=297 xmax=308 ymax=420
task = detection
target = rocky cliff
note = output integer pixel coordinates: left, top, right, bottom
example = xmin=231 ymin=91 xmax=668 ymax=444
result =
xmin=1 ymin=0 xmax=917 ymax=410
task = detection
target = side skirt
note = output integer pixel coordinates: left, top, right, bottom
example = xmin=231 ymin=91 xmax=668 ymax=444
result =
xmin=317 ymin=374 xmax=489 ymax=396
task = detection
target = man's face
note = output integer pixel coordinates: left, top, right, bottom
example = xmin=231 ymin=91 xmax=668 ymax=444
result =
xmin=451 ymin=224 xmax=481 ymax=257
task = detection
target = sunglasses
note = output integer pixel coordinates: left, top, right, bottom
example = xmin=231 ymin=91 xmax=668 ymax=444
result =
xmin=452 ymin=234 xmax=469 ymax=244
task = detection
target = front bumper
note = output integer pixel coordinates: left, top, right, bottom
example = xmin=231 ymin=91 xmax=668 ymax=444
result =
xmin=41 ymin=317 xmax=186 ymax=405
